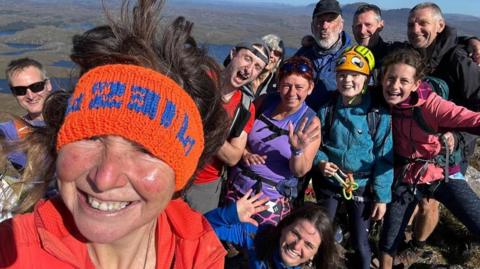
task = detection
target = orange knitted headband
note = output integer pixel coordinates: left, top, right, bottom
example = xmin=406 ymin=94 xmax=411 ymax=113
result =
xmin=56 ymin=64 xmax=204 ymax=191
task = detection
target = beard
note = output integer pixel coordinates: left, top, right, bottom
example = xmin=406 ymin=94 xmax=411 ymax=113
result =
xmin=316 ymin=34 xmax=339 ymax=49
xmin=314 ymin=23 xmax=343 ymax=50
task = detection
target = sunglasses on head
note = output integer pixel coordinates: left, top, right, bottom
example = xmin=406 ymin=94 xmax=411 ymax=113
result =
xmin=10 ymin=79 xmax=48 ymax=96
xmin=280 ymin=62 xmax=312 ymax=74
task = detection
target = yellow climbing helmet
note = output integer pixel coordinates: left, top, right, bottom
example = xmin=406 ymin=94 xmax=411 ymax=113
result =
xmin=336 ymin=45 xmax=375 ymax=76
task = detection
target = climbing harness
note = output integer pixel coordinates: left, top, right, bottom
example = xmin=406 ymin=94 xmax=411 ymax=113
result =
xmin=332 ymin=169 xmax=359 ymax=200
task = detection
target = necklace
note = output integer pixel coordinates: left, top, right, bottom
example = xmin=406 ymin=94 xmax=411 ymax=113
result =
xmin=142 ymin=219 xmax=157 ymax=269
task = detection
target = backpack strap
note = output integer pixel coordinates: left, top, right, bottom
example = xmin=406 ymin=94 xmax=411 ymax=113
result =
xmin=412 ymin=107 xmax=436 ymax=134
xmin=424 ymin=76 xmax=449 ymax=100
xmin=228 ymin=88 xmax=253 ymax=138
xmin=322 ymin=93 xmax=338 ymax=141
xmin=366 ymin=107 xmax=380 ymax=137
xmin=404 ymin=107 xmax=453 ymax=182
xmin=258 ymin=104 xmax=316 ymax=143
xmin=257 ymin=114 xmax=290 ymax=142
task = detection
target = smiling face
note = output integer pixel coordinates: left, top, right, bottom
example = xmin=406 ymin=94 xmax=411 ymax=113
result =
xmin=56 ymin=135 xmax=175 ymax=244
xmin=407 ymin=7 xmax=445 ymax=49
xmin=9 ymin=66 xmax=52 ymax=120
xmin=279 ymin=218 xmax=321 ymax=267
xmin=336 ymin=71 xmax=368 ymax=104
xmin=352 ymin=10 xmax=384 ymax=47
xmin=382 ymin=63 xmax=421 ymax=105
xmin=277 ymin=73 xmax=313 ymax=112
xmin=265 ymin=49 xmax=282 ymax=71
xmin=225 ymin=47 xmax=267 ymax=90
xmin=311 ymin=13 xmax=344 ymax=49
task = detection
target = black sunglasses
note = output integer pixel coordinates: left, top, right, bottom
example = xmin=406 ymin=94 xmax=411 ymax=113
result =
xmin=280 ymin=62 xmax=312 ymax=74
xmin=10 ymin=79 xmax=48 ymax=96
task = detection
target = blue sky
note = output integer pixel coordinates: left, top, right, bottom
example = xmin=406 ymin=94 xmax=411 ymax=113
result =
xmin=230 ymin=0 xmax=479 ymax=17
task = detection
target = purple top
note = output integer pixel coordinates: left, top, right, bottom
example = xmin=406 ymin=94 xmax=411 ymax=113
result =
xmin=231 ymin=98 xmax=314 ymax=199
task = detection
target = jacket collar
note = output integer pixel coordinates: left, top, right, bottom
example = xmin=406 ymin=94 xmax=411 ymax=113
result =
xmin=32 ymin=198 xmax=198 ymax=268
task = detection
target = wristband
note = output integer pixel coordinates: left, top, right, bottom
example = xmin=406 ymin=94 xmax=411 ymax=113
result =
xmin=291 ymin=147 xmax=304 ymax=157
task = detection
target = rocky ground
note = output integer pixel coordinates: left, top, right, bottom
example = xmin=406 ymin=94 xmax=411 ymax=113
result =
xmin=304 ymin=146 xmax=480 ymax=269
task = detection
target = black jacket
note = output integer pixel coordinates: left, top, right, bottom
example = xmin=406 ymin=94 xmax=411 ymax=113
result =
xmin=423 ymin=26 xmax=480 ymax=111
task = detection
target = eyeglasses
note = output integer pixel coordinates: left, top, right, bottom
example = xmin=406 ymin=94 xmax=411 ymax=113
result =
xmin=273 ymin=50 xmax=283 ymax=57
xmin=280 ymin=62 xmax=312 ymax=74
xmin=10 ymin=79 xmax=48 ymax=96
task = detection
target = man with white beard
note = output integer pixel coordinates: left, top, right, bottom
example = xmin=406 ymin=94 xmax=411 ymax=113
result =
xmin=295 ymin=0 xmax=352 ymax=111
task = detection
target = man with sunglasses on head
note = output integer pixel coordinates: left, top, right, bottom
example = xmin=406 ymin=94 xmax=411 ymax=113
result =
xmin=0 ymin=58 xmax=51 ymax=171
xmin=295 ymin=0 xmax=352 ymax=112
xmin=184 ymin=40 xmax=270 ymax=214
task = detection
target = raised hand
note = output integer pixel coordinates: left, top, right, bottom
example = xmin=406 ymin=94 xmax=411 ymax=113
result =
xmin=288 ymin=116 xmax=321 ymax=154
xmin=236 ymin=189 xmax=270 ymax=226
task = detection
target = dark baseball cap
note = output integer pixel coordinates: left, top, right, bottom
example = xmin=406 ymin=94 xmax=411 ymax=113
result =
xmin=312 ymin=0 xmax=342 ymax=18
xmin=234 ymin=39 xmax=271 ymax=66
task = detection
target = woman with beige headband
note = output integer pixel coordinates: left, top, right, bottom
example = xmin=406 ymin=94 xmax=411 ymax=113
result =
xmin=0 ymin=0 xmax=228 ymax=268
xmin=249 ymin=34 xmax=285 ymax=97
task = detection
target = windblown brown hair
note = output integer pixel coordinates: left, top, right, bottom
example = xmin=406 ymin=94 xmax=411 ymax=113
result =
xmin=3 ymin=0 xmax=227 ymax=212
xmin=381 ymin=48 xmax=428 ymax=81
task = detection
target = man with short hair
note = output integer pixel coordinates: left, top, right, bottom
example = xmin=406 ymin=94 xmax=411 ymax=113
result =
xmin=379 ymin=3 xmax=480 ymax=269
xmin=1 ymin=58 xmax=51 ymax=169
xmin=352 ymin=4 xmax=410 ymax=84
xmin=352 ymin=4 xmax=395 ymax=65
xmin=296 ymin=0 xmax=352 ymax=112
xmin=184 ymin=41 xmax=270 ymax=213
xmin=0 ymin=58 xmax=52 ymax=221
xmin=407 ymin=3 xmax=479 ymax=111
xmin=352 ymin=4 xmax=384 ymax=48
xmin=352 ymin=3 xmax=478 ymax=80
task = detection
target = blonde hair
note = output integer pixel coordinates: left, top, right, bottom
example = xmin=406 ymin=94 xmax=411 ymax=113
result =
xmin=0 ymin=113 xmax=56 ymax=214
xmin=262 ymin=34 xmax=283 ymax=53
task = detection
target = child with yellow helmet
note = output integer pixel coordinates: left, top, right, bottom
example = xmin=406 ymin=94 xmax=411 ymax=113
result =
xmin=312 ymin=45 xmax=394 ymax=269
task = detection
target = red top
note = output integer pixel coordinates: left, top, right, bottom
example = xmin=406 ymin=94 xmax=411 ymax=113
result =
xmin=194 ymin=90 xmax=255 ymax=184
xmin=0 ymin=197 xmax=226 ymax=268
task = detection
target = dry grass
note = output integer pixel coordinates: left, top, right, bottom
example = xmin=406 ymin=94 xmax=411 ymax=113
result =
xmin=0 ymin=93 xmax=23 ymax=121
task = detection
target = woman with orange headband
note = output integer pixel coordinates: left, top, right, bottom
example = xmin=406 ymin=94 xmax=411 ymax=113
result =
xmin=0 ymin=0 xmax=228 ymax=268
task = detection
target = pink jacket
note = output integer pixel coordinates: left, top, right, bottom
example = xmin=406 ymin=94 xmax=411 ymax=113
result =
xmin=392 ymin=83 xmax=480 ymax=184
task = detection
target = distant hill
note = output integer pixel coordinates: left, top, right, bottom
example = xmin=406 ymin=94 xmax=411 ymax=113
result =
xmin=0 ymin=0 xmax=479 ymax=78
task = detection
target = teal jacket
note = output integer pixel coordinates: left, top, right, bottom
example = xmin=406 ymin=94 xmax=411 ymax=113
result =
xmin=314 ymin=92 xmax=394 ymax=203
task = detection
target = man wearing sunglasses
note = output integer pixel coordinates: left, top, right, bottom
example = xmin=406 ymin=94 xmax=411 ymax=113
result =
xmin=0 ymin=57 xmax=51 ymax=170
